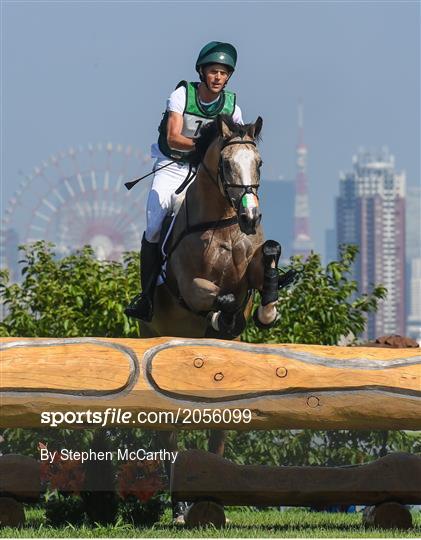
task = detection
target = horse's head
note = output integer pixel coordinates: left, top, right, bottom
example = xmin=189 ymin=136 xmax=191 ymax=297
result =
xmin=198 ymin=115 xmax=263 ymax=235
xmin=217 ymin=115 xmax=263 ymax=235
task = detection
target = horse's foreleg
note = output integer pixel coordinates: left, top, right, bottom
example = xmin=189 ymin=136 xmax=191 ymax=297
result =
xmin=156 ymin=430 xmax=179 ymax=481
xmin=248 ymin=240 xmax=282 ymax=328
xmin=180 ymin=277 xmax=221 ymax=312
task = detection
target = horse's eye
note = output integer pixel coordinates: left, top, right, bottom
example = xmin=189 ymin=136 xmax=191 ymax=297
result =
xmin=258 ymin=160 xmax=263 ymax=168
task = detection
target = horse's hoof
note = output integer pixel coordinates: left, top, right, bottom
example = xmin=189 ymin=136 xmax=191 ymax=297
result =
xmin=214 ymin=293 xmax=237 ymax=314
xmin=173 ymin=514 xmax=185 ymax=525
xmin=262 ymin=239 xmax=281 ymax=266
xmin=218 ymin=312 xmax=246 ymax=339
xmin=172 ymin=501 xmax=189 ymax=524
xmin=253 ymin=307 xmax=279 ymax=329
xmin=124 ymin=294 xmax=153 ymax=322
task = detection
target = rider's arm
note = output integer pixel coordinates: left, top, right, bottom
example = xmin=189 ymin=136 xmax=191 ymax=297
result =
xmin=233 ymin=105 xmax=244 ymax=125
xmin=166 ymin=112 xmax=196 ymax=151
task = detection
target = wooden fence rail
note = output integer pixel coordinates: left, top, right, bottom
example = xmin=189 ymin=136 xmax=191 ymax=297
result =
xmin=1 ymin=337 xmax=420 ymax=430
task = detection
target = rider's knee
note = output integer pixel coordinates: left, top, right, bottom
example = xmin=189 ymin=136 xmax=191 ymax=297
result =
xmin=144 ymin=229 xmax=160 ymax=243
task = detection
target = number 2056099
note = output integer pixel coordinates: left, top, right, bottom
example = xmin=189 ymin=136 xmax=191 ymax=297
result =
xmin=181 ymin=408 xmax=252 ymax=425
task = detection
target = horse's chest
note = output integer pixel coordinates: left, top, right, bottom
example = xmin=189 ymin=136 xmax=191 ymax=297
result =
xmin=204 ymin=236 xmax=253 ymax=283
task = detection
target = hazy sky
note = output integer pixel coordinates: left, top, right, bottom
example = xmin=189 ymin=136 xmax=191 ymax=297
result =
xmin=2 ymin=1 xmax=420 ymax=257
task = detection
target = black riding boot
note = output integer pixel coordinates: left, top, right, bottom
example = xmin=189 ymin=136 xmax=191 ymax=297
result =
xmin=124 ymin=234 xmax=161 ymax=322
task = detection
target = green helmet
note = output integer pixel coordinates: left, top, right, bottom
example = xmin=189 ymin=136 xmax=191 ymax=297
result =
xmin=195 ymin=41 xmax=237 ymax=73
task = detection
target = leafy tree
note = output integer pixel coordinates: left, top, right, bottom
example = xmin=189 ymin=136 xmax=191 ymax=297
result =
xmin=0 ymin=241 xmax=145 ymax=462
xmin=239 ymin=245 xmax=417 ymax=465
xmin=0 ymin=241 xmax=140 ymax=338
xmin=242 ymin=244 xmax=387 ymax=345
xmin=1 ymin=241 xmax=417 ymax=466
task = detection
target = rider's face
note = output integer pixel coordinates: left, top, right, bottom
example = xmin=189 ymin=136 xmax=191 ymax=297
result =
xmin=203 ymin=64 xmax=230 ymax=94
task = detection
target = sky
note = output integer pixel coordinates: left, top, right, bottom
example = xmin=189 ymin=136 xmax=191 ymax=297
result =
xmin=2 ymin=0 xmax=420 ymax=259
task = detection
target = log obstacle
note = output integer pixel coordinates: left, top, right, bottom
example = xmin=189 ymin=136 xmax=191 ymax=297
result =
xmin=0 ymin=455 xmax=40 ymax=501
xmin=1 ymin=336 xmax=420 ymax=530
xmin=172 ymin=450 xmax=421 ymax=529
xmin=362 ymin=502 xmax=413 ymax=531
xmin=0 ymin=455 xmax=40 ymax=528
xmin=1 ymin=337 xmax=420 ymax=429
xmin=171 ymin=450 xmax=421 ymax=507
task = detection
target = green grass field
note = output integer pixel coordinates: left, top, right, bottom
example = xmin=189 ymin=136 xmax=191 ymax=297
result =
xmin=2 ymin=506 xmax=420 ymax=538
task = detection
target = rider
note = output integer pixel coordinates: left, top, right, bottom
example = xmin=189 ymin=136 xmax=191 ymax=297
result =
xmin=125 ymin=41 xmax=244 ymax=321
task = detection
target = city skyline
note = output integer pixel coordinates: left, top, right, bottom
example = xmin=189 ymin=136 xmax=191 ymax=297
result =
xmin=336 ymin=148 xmax=406 ymax=339
xmin=2 ymin=2 xmax=419 ymax=261
xmin=3 ymin=122 xmax=420 ymax=279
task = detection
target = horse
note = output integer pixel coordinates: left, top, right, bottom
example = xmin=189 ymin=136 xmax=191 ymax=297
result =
xmin=141 ymin=114 xmax=283 ymax=519
xmin=140 ymin=114 xmax=281 ymax=341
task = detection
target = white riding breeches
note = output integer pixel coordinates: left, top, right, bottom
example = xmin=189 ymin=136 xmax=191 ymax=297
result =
xmin=145 ymin=159 xmax=191 ymax=243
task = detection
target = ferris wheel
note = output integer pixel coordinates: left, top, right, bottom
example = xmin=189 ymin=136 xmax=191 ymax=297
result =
xmin=1 ymin=142 xmax=152 ymax=281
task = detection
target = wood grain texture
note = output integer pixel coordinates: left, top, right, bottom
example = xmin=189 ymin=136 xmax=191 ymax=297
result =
xmin=1 ymin=337 xmax=420 ymax=429
xmin=171 ymin=450 xmax=421 ymax=507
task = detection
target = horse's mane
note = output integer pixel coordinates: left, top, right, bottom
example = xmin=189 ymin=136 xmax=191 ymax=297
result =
xmin=190 ymin=114 xmax=259 ymax=166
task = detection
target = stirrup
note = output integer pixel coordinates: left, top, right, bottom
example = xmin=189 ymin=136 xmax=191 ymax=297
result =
xmin=124 ymin=293 xmax=153 ymax=322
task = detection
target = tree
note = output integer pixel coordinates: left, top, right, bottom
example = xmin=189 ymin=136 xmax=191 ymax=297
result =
xmin=0 ymin=241 xmax=140 ymax=338
xmin=240 ymin=245 xmax=415 ymax=466
xmin=0 ymin=241 xmax=145 ymax=461
xmin=2 ymin=241 xmax=415 ymax=466
xmin=242 ymin=244 xmax=387 ymax=345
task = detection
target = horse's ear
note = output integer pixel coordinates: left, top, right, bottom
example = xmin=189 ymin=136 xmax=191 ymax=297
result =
xmin=248 ymin=116 xmax=263 ymax=139
xmin=217 ymin=115 xmax=233 ymax=138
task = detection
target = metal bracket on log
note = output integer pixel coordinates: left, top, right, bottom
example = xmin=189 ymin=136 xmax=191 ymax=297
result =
xmin=1 ymin=337 xmax=420 ymax=429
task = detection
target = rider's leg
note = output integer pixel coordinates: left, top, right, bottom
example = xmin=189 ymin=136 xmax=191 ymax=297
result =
xmin=124 ymin=233 xmax=162 ymax=321
xmin=125 ymin=160 xmax=189 ymax=321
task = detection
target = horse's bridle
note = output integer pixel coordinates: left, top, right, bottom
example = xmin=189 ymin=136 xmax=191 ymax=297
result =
xmin=201 ymin=138 xmax=260 ymax=211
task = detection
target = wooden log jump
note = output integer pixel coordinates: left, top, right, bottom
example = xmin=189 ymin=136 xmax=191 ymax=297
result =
xmin=0 ymin=455 xmax=40 ymax=528
xmin=1 ymin=337 xmax=420 ymax=430
xmin=0 ymin=455 xmax=40 ymax=501
xmin=171 ymin=450 xmax=421 ymax=507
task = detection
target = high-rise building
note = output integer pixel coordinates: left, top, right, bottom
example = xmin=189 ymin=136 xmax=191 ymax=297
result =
xmin=259 ymin=178 xmax=295 ymax=263
xmin=406 ymin=186 xmax=421 ymax=261
xmin=324 ymin=228 xmax=337 ymax=265
xmin=407 ymin=257 xmax=421 ymax=343
xmin=292 ymin=101 xmax=314 ymax=257
xmin=336 ymin=149 xmax=406 ymax=339
xmin=405 ymin=186 xmax=421 ymax=341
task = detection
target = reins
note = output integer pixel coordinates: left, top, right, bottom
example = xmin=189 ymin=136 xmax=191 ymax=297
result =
xmin=165 ymin=136 xmax=260 ymax=261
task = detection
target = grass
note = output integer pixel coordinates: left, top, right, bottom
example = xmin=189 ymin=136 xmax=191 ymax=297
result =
xmin=1 ymin=506 xmax=420 ymax=538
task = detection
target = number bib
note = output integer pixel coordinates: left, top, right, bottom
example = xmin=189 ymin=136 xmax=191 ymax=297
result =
xmin=158 ymin=81 xmax=236 ymax=162
xmin=181 ymin=113 xmax=214 ymax=140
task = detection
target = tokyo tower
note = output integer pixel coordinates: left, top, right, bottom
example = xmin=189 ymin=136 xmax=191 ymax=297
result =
xmin=292 ymin=100 xmax=314 ymax=257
